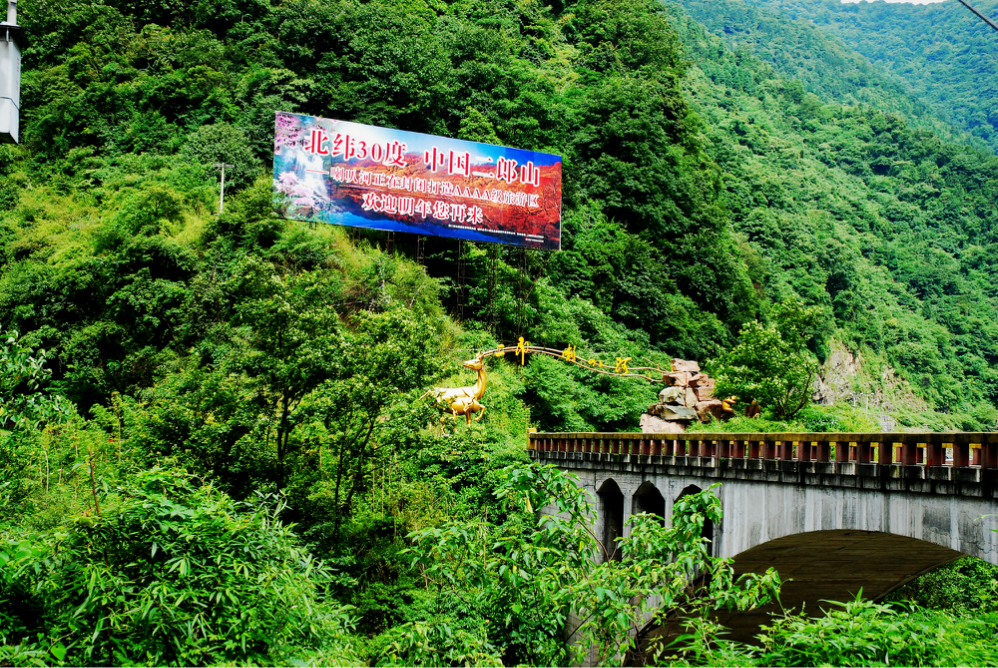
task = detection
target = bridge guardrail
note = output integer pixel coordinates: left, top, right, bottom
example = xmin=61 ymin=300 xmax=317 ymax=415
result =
xmin=527 ymin=431 xmax=998 ymax=469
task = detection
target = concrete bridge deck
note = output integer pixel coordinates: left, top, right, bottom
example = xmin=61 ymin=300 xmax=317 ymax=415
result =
xmin=528 ymin=431 xmax=998 ymax=644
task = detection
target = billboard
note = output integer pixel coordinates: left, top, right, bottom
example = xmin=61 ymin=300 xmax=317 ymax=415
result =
xmin=272 ymin=112 xmax=562 ymax=250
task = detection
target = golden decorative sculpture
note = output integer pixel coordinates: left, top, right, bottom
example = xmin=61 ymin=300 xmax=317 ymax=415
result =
xmin=515 ymin=336 xmax=529 ymax=365
xmin=425 ymin=354 xmax=488 ymax=424
xmin=424 ymin=340 xmax=671 ymax=425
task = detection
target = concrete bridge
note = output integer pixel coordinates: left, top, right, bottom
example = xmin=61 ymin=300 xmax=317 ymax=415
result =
xmin=528 ymin=431 xmax=998 ymax=642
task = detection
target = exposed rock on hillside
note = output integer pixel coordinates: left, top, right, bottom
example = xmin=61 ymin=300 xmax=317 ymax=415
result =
xmin=642 ymin=359 xmax=726 ymax=432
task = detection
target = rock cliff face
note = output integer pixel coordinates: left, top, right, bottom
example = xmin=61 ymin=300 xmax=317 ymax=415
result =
xmin=641 ymin=359 xmax=725 ymax=433
xmin=812 ymin=343 xmax=862 ymax=406
xmin=811 ymin=340 xmax=929 ymax=420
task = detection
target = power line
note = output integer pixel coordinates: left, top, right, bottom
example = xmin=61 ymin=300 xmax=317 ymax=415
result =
xmin=956 ymin=0 xmax=998 ymax=34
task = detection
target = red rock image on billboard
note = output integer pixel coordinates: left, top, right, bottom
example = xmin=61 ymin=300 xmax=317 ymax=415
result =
xmin=273 ymin=112 xmax=563 ymax=250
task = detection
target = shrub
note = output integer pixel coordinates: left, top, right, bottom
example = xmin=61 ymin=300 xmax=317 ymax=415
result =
xmin=0 ymin=467 xmax=359 ymax=666
xmin=711 ymin=297 xmax=825 ymax=420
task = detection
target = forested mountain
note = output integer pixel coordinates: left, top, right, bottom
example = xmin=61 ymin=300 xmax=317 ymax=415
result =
xmin=660 ymin=0 xmax=998 ymax=427
xmin=739 ymin=0 xmax=998 ymax=154
xmin=672 ymin=0 xmax=985 ymax=151
xmin=3 ymin=0 xmax=998 ymax=664
xmin=5 ymin=0 xmax=998 ymax=425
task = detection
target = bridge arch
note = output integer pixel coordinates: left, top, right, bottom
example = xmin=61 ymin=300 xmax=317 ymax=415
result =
xmin=715 ymin=529 xmax=967 ymax=641
xmin=676 ymin=484 xmax=714 ymax=555
xmin=532 ymin=430 xmax=998 ymax=650
xmin=632 ymin=481 xmax=665 ymax=525
xmin=597 ymin=478 xmax=624 ymax=562
xmin=714 ymin=479 xmax=998 ymax=563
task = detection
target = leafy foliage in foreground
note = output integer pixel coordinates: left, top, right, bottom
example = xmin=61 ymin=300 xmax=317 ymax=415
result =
xmin=1 ymin=468 xmax=359 ymax=666
xmin=673 ymin=597 xmax=998 ymax=667
xmin=887 ymin=556 xmax=998 ymax=615
xmin=392 ymin=468 xmax=778 ymax=667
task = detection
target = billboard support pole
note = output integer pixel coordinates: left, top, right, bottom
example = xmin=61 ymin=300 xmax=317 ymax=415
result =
xmin=456 ymin=240 xmax=466 ymax=321
xmin=487 ymin=245 xmax=499 ymax=333
xmin=416 ymin=236 xmax=426 ymax=265
xmin=516 ymin=247 xmax=527 ymax=337
xmin=386 ymin=231 xmax=395 ymax=256
xmin=213 ymin=162 xmax=235 ymax=215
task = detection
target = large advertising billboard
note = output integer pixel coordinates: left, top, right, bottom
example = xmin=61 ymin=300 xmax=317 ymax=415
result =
xmin=272 ymin=112 xmax=562 ymax=250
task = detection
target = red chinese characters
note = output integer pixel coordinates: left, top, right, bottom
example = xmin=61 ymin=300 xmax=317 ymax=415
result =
xmin=275 ymin=112 xmax=563 ymax=250
xmin=519 ymin=161 xmax=540 ymax=188
xmin=496 ymin=157 xmax=518 ymax=185
xmin=448 ymin=151 xmax=470 ymax=177
xmin=361 ymin=193 xmax=418 ymax=215
xmin=465 ymin=205 xmax=484 ymax=225
xmin=432 ymin=201 xmax=450 ymax=220
xmin=424 ymin=147 xmax=472 ymax=177
xmin=305 ymin=129 xmax=330 ymax=156
xmin=449 ymin=203 xmax=467 ymax=223
xmin=424 ymin=147 xmax=448 ymax=172
xmin=310 ymin=132 xmax=408 ymax=167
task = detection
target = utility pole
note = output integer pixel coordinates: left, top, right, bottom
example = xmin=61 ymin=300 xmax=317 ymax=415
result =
xmin=0 ymin=0 xmax=25 ymax=144
xmin=212 ymin=163 xmax=235 ymax=214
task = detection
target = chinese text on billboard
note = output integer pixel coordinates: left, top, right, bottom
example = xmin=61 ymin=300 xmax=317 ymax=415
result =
xmin=273 ymin=112 xmax=562 ymax=250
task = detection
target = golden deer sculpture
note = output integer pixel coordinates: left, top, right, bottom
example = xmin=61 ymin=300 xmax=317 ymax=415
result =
xmin=425 ymin=354 xmax=487 ymax=424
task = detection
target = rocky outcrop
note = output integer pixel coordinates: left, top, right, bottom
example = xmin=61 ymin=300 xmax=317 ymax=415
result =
xmin=647 ymin=403 xmax=698 ymax=421
xmin=691 ymin=374 xmax=715 ymax=402
xmin=811 ymin=340 xmax=928 ymax=422
xmin=658 ymin=386 xmax=684 ymax=404
xmin=641 ymin=359 xmax=724 ymax=432
xmin=639 ymin=414 xmax=685 ymax=434
xmin=670 ymin=359 xmax=700 ymax=373
xmin=695 ymin=399 xmax=725 ymax=421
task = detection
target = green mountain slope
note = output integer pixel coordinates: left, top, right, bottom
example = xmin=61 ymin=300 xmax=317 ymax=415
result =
xmin=2 ymin=0 xmax=998 ymax=429
xmin=661 ymin=1 xmax=998 ymax=425
xmin=739 ymin=0 xmax=998 ymax=154
xmin=671 ymin=0 xmax=985 ymax=151
xmin=5 ymin=0 xmax=998 ymax=663
xmin=7 ymin=0 xmax=756 ymax=415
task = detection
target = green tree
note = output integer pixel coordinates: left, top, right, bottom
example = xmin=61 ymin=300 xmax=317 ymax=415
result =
xmin=296 ymin=306 xmax=441 ymax=551
xmin=711 ymin=297 xmax=825 ymax=420
xmin=0 ymin=467 xmax=359 ymax=667
xmin=0 ymin=329 xmax=74 ymax=515
xmin=181 ymin=123 xmax=260 ymax=191
xmin=886 ymin=557 xmax=998 ymax=614
xmin=234 ymin=264 xmax=344 ymax=486
xmin=0 ymin=329 xmax=74 ymax=430
xmin=387 ymin=464 xmax=780 ymax=666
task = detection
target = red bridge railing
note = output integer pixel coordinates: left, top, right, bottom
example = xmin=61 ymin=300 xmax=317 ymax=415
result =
xmin=527 ymin=432 xmax=998 ymax=469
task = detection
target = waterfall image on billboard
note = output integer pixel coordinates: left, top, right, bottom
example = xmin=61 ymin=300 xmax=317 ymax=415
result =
xmin=272 ymin=111 xmax=563 ymax=250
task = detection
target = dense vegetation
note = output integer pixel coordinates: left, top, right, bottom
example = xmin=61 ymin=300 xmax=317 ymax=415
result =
xmin=672 ymin=0 xmax=985 ymax=151
xmin=2 ymin=0 xmax=998 ymax=664
xmin=738 ymin=0 xmax=998 ymax=154
xmin=666 ymin=0 xmax=998 ymax=429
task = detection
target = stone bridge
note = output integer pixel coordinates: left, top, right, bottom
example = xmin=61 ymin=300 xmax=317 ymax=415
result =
xmin=528 ymin=431 xmax=998 ymax=641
